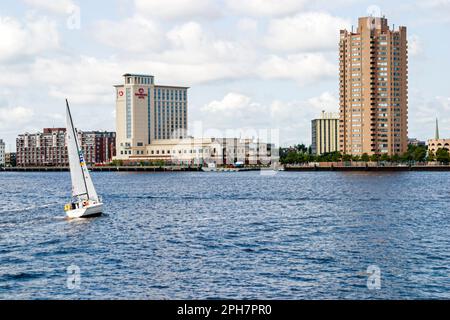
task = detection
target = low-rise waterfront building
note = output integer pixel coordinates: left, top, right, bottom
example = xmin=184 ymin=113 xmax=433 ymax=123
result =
xmin=16 ymin=129 xmax=116 ymax=167
xmin=427 ymin=119 xmax=450 ymax=154
xmin=119 ymin=137 xmax=277 ymax=166
xmin=0 ymin=139 xmax=5 ymax=167
xmin=78 ymin=131 xmax=116 ymax=165
xmin=5 ymin=152 xmax=16 ymax=167
xmin=311 ymin=111 xmax=340 ymax=155
xmin=408 ymin=138 xmax=426 ymax=147
xmin=17 ymin=128 xmax=68 ymax=167
xmin=428 ymin=139 xmax=450 ymax=154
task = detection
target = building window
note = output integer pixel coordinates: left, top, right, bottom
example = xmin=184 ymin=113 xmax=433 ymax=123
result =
xmin=126 ymin=88 xmax=132 ymax=139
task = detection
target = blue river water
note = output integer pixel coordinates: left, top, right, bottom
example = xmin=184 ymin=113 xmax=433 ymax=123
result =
xmin=0 ymin=171 xmax=449 ymax=300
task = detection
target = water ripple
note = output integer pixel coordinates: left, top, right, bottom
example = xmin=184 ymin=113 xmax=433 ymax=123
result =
xmin=0 ymin=171 xmax=449 ymax=299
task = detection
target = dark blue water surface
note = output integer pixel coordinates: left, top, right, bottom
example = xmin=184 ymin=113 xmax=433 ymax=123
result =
xmin=0 ymin=171 xmax=449 ymax=299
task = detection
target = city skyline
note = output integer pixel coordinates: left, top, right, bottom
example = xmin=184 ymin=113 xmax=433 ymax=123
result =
xmin=0 ymin=0 xmax=449 ymax=150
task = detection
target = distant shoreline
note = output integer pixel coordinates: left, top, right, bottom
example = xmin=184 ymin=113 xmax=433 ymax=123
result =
xmin=285 ymin=165 xmax=450 ymax=172
xmin=0 ymin=166 xmax=201 ymax=172
xmin=2 ymin=165 xmax=450 ymax=172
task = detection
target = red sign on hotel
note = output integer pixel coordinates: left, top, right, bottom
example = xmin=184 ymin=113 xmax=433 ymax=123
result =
xmin=135 ymin=88 xmax=148 ymax=99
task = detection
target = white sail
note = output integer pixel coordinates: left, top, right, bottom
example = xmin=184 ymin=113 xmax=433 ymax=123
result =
xmin=66 ymin=100 xmax=99 ymax=202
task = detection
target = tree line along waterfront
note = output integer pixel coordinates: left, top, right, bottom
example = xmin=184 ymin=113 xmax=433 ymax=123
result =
xmin=279 ymin=144 xmax=450 ymax=165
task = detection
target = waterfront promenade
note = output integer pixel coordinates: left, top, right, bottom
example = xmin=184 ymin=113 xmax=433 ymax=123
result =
xmin=2 ymin=164 xmax=450 ymax=172
xmin=0 ymin=166 xmax=201 ymax=172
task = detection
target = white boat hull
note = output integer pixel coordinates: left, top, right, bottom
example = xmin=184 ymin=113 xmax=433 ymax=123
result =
xmin=66 ymin=203 xmax=103 ymax=219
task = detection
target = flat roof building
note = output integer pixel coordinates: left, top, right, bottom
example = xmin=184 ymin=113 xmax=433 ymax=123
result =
xmin=5 ymin=152 xmax=16 ymax=167
xmin=428 ymin=119 xmax=450 ymax=154
xmin=16 ymin=129 xmax=115 ymax=167
xmin=116 ymin=137 xmax=276 ymax=166
xmin=0 ymin=139 xmax=5 ymax=167
xmin=339 ymin=16 xmax=408 ymax=156
xmin=311 ymin=111 xmax=340 ymax=155
xmin=114 ymin=74 xmax=189 ymax=159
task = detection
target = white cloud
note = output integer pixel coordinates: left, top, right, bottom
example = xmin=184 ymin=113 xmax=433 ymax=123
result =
xmin=257 ymin=53 xmax=336 ymax=86
xmin=419 ymin=0 xmax=450 ymax=10
xmin=164 ymin=22 xmax=253 ymax=63
xmin=269 ymin=92 xmax=338 ymax=132
xmin=134 ymin=0 xmax=219 ymax=20
xmin=408 ymin=90 xmax=450 ymax=140
xmin=22 ymin=0 xmax=76 ymax=14
xmin=409 ymin=34 xmax=423 ymax=57
xmin=264 ymin=12 xmax=350 ymax=52
xmin=199 ymin=91 xmax=339 ymax=145
xmin=226 ymin=0 xmax=306 ymax=17
xmin=94 ymin=16 xmax=163 ymax=52
xmin=93 ymin=19 xmax=255 ymax=85
xmin=416 ymin=0 xmax=450 ymax=23
xmin=237 ymin=18 xmax=258 ymax=33
xmin=307 ymin=91 xmax=340 ymax=111
xmin=0 ymin=106 xmax=35 ymax=130
xmin=202 ymin=93 xmax=261 ymax=114
xmin=32 ymin=56 xmax=120 ymax=105
xmin=0 ymin=15 xmax=59 ymax=62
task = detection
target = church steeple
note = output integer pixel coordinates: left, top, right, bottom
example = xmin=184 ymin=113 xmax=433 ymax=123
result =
xmin=435 ymin=118 xmax=440 ymax=140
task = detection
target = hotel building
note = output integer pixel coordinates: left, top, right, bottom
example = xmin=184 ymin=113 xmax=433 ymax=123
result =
xmin=114 ymin=74 xmax=189 ymax=159
xmin=16 ymin=129 xmax=115 ymax=167
xmin=339 ymin=16 xmax=408 ymax=156
xmin=0 ymin=139 xmax=5 ymax=167
xmin=311 ymin=111 xmax=340 ymax=155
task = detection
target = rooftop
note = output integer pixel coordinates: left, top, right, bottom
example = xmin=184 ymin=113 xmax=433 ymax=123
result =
xmin=123 ymin=73 xmax=153 ymax=77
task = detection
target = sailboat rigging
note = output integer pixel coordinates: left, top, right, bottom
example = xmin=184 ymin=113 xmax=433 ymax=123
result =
xmin=64 ymin=99 xmax=103 ymax=218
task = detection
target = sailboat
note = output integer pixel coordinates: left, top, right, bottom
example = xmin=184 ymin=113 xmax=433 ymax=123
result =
xmin=64 ymin=99 xmax=103 ymax=218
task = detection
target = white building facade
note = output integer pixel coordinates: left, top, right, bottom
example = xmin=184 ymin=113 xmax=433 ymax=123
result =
xmin=117 ymin=137 xmax=276 ymax=166
xmin=0 ymin=139 xmax=5 ymax=167
xmin=115 ymin=74 xmax=189 ymax=159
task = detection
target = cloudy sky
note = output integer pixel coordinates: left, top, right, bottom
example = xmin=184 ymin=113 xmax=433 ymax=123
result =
xmin=0 ymin=0 xmax=449 ymax=150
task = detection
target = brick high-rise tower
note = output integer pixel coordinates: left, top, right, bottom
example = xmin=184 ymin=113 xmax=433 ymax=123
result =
xmin=339 ymin=16 xmax=408 ymax=156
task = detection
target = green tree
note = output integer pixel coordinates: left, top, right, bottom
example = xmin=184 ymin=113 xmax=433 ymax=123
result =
xmin=436 ymin=148 xmax=450 ymax=164
xmin=400 ymin=153 xmax=411 ymax=163
xmin=343 ymin=154 xmax=352 ymax=162
xmin=380 ymin=153 xmax=390 ymax=162
xmin=391 ymin=154 xmax=400 ymax=163
xmin=110 ymin=160 xmax=123 ymax=167
xmin=331 ymin=151 xmax=342 ymax=162
xmin=295 ymin=144 xmax=308 ymax=153
xmin=427 ymin=150 xmax=436 ymax=162
xmin=284 ymin=151 xmax=299 ymax=164
xmin=370 ymin=154 xmax=380 ymax=162
xmin=361 ymin=153 xmax=370 ymax=162
xmin=412 ymin=146 xmax=427 ymax=162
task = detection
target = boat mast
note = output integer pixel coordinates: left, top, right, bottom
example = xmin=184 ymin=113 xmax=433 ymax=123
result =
xmin=66 ymin=99 xmax=90 ymax=200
